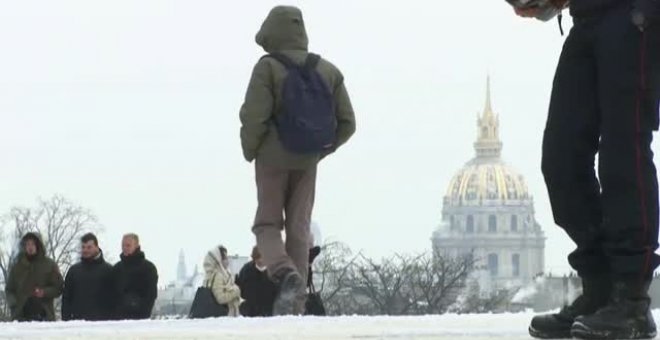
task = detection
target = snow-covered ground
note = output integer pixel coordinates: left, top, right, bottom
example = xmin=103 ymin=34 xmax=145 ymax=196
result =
xmin=3 ymin=311 xmax=660 ymax=340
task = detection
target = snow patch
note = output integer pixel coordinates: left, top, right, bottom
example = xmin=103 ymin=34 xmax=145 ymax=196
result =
xmin=3 ymin=311 xmax=660 ymax=339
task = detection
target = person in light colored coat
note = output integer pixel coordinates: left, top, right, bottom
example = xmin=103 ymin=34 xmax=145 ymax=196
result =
xmin=202 ymin=245 xmax=241 ymax=317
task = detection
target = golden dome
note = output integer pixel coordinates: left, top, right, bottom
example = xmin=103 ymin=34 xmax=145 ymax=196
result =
xmin=444 ymin=77 xmax=530 ymax=205
xmin=445 ymin=159 xmax=530 ymax=205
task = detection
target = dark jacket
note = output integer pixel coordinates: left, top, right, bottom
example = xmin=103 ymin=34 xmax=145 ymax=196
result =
xmin=235 ymin=261 xmax=277 ymax=317
xmin=112 ymin=249 xmax=158 ymax=320
xmin=239 ymin=6 xmax=356 ymax=169
xmin=61 ymin=251 xmax=114 ymax=321
xmin=4 ymin=233 xmax=63 ymax=321
xmin=571 ymin=0 xmax=659 ymax=20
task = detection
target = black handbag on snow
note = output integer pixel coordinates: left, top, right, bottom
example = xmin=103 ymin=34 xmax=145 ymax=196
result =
xmin=304 ymin=247 xmax=326 ymax=316
xmin=304 ymin=280 xmax=326 ymax=316
xmin=189 ymin=273 xmax=229 ymax=319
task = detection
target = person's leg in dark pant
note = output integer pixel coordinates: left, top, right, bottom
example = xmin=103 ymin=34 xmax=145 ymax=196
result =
xmin=571 ymin=5 xmax=660 ymax=339
xmin=530 ymin=19 xmax=611 ymax=339
xmin=595 ymin=6 xmax=660 ymax=283
xmin=541 ymin=22 xmax=606 ymax=277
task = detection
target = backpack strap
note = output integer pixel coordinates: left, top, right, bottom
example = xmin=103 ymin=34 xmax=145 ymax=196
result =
xmin=303 ymin=53 xmax=321 ymax=70
xmin=308 ymin=279 xmax=317 ymax=294
xmin=262 ymin=53 xmax=297 ymax=69
xmin=210 ymin=272 xmax=217 ymax=288
xmin=260 ymin=53 xmax=321 ymax=71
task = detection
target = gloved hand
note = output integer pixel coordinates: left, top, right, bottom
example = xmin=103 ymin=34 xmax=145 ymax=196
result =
xmin=549 ymin=0 xmax=569 ymax=9
xmin=511 ymin=0 xmax=567 ymax=21
xmin=633 ymin=0 xmax=659 ymax=31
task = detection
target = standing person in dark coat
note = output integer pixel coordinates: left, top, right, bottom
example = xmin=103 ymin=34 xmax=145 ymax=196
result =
xmin=113 ymin=233 xmax=158 ymax=320
xmin=62 ymin=233 xmax=114 ymax=321
xmin=515 ymin=0 xmax=660 ymax=339
xmin=4 ymin=232 xmax=63 ymax=321
xmin=236 ymin=246 xmax=278 ymax=317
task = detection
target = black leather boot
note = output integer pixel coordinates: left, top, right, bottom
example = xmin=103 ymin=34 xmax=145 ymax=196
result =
xmin=529 ymin=276 xmax=612 ymax=339
xmin=572 ymin=279 xmax=656 ymax=339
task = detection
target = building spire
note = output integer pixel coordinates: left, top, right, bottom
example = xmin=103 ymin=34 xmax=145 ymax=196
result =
xmin=484 ymin=75 xmax=494 ymax=118
xmin=474 ymin=76 xmax=502 ymax=159
xmin=177 ymin=249 xmax=187 ymax=282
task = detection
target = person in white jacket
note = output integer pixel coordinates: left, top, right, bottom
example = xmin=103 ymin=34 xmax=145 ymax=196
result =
xmin=202 ymin=245 xmax=241 ymax=317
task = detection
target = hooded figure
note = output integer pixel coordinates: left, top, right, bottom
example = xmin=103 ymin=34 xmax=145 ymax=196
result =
xmin=240 ymin=5 xmax=356 ymax=316
xmin=202 ymin=245 xmax=241 ymax=317
xmin=240 ymin=5 xmax=356 ymax=168
xmin=5 ymin=232 xmax=63 ymax=321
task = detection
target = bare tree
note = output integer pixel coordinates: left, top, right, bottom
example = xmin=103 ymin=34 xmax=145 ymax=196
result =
xmin=0 ymin=291 xmax=8 ymax=321
xmin=408 ymin=251 xmax=476 ymax=314
xmin=450 ymin=279 xmax=518 ymax=314
xmin=311 ymin=241 xmax=364 ymax=315
xmin=0 ymin=195 xmax=101 ymax=277
xmin=0 ymin=225 xmax=10 ymax=320
xmin=479 ymin=288 xmax=518 ymax=312
xmin=0 ymin=217 xmax=17 ymax=286
xmin=313 ymin=245 xmax=481 ymax=316
xmin=313 ymin=242 xmax=373 ymax=315
xmin=349 ymin=253 xmax=422 ymax=315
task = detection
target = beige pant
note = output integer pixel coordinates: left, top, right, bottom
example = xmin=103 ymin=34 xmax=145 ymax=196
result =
xmin=252 ymin=160 xmax=316 ymax=285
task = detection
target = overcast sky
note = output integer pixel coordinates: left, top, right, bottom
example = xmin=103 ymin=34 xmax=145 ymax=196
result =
xmin=2 ymin=1 xmax=654 ymax=284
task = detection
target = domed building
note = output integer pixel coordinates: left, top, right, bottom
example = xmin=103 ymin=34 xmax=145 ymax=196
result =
xmin=432 ymin=78 xmax=545 ymax=292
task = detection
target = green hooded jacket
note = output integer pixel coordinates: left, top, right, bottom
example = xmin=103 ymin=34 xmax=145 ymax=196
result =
xmin=239 ymin=6 xmax=356 ymax=169
xmin=5 ymin=233 xmax=64 ymax=321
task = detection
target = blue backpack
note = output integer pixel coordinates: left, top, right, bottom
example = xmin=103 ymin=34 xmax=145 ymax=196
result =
xmin=263 ymin=53 xmax=337 ymax=154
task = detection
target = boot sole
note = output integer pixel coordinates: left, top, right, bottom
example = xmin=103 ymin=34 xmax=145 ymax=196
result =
xmin=528 ymin=325 xmax=572 ymax=339
xmin=273 ymin=273 xmax=304 ymax=316
xmin=572 ymin=321 xmax=657 ymax=340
